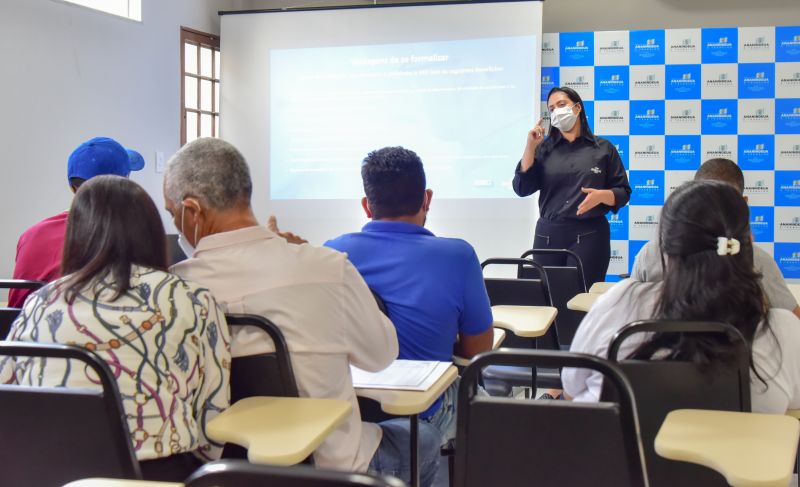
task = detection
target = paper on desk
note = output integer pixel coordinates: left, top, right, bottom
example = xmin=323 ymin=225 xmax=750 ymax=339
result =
xmin=351 ymin=360 xmax=451 ymax=391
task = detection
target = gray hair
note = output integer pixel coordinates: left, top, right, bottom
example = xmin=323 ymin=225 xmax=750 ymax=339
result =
xmin=164 ymin=138 xmax=252 ymax=210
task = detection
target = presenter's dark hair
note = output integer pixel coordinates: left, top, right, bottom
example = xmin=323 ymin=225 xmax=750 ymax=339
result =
xmin=61 ymin=175 xmax=168 ymax=303
xmin=695 ymin=158 xmax=744 ymax=194
xmin=631 ymin=180 xmax=772 ymax=384
xmin=546 ymin=86 xmax=593 ymax=138
xmin=361 ymin=146 xmax=426 ymax=219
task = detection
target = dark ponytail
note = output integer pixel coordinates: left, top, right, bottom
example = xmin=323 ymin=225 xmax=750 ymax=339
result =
xmin=631 ymin=180 xmax=772 ymax=382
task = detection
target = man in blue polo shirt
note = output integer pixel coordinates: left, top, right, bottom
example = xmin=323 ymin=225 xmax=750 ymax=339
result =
xmin=325 ymin=146 xmax=494 ymax=446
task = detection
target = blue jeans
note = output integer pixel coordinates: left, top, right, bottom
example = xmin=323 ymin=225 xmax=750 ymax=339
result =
xmin=368 ymin=418 xmax=441 ymax=487
xmin=422 ymin=379 xmax=458 ymax=447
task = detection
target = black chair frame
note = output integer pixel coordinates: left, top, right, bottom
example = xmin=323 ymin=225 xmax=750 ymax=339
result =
xmin=225 ymin=313 xmax=298 ymax=399
xmin=0 ymin=342 xmax=141 ymax=482
xmin=520 ymin=248 xmax=588 ymax=293
xmin=455 ymin=349 xmax=647 ymax=487
xmin=605 ymin=319 xmax=751 ymax=487
xmin=185 ymin=459 xmax=408 ymax=487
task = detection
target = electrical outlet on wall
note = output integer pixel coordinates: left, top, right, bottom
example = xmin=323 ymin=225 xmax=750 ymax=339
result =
xmin=155 ymin=152 xmax=165 ymax=173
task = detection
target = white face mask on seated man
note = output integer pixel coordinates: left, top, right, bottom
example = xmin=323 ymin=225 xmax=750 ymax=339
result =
xmin=177 ymin=204 xmax=198 ymax=257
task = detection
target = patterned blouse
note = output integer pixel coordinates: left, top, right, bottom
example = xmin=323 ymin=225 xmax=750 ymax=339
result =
xmin=0 ymin=265 xmax=231 ymax=462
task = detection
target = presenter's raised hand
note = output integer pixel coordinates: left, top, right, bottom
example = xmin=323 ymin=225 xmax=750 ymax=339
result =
xmin=526 ymin=118 xmax=546 ymax=149
xmin=267 ymin=215 xmax=308 ymax=245
xmin=520 ymin=118 xmax=545 ymax=172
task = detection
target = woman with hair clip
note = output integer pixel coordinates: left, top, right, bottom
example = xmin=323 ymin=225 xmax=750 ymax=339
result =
xmin=562 ymin=180 xmax=800 ymax=413
xmin=1 ymin=175 xmax=231 ymax=481
xmin=513 ymin=86 xmax=631 ymax=289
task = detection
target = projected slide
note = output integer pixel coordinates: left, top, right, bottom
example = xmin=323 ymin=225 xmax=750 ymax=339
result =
xmin=270 ymin=35 xmax=538 ymax=199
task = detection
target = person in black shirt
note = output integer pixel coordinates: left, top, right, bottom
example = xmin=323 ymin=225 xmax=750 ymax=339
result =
xmin=513 ymin=86 xmax=631 ymax=289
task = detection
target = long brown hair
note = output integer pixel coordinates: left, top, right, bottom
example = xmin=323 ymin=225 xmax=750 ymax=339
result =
xmin=61 ymin=175 xmax=168 ymax=302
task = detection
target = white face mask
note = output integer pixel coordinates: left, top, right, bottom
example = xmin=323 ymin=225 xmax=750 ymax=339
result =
xmin=177 ymin=205 xmax=198 ymax=258
xmin=550 ymin=104 xmax=579 ymax=132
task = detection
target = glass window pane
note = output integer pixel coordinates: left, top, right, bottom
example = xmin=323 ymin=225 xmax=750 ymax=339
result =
xmin=186 ymin=111 xmax=198 ymax=143
xmin=200 ymin=47 xmax=213 ymax=78
xmin=213 ymin=82 xmax=220 ymax=113
xmin=200 ymin=80 xmax=212 ymax=112
xmin=214 ymin=116 xmax=220 ymax=137
xmin=184 ymin=76 xmax=198 ymax=109
xmin=214 ymin=50 xmax=221 ymax=80
xmin=184 ymin=43 xmax=197 ymax=75
xmin=200 ymin=114 xmax=213 ymax=138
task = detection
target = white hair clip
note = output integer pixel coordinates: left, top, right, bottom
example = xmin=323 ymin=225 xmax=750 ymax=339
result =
xmin=716 ymin=237 xmax=741 ymax=256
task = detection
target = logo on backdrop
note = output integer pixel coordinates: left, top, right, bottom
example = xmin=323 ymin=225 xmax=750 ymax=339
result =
xmin=739 ymin=63 xmax=775 ymax=98
xmin=776 ymin=99 xmax=800 ymax=134
xmin=607 ymin=206 xmax=629 ymax=240
xmin=630 ymin=171 xmax=665 ymax=205
xmin=702 ymin=28 xmax=738 ymax=63
xmin=560 ymin=32 xmax=594 ymax=66
xmin=749 ymin=207 xmax=774 ymax=242
xmin=775 ymin=243 xmax=800 ymax=278
xmin=743 ymin=36 xmax=772 ymax=52
xmin=778 ymin=142 xmax=800 ymax=164
xmin=702 ymin=100 xmax=737 ymax=134
xmin=630 ymin=101 xmax=665 ymax=135
xmin=777 ymin=212 xmax=800 ymax=242
xmin=599 ymin=39 xmax=625 ymax=54
xmin=666 ymin=65 xmax=701 ymax=99
xmin=776 ymin=171 xmax=800 ymax=205
xmin=541 ymin=67 xmax=559 ymax=101
xmin=595 ymin=66 xmax=629 ymax=100
xmin=668 ymin=107 xmax=698 ymax=124
xmin=630 ymin=30 xmax=665 ymax=64
xmin=666 ymin=135 xmax=701 ymax=170
xmin=777 ymin=26 xmax=800 ymax=61
xmin=670 ymin=37 xmax=697 ymax=53
xmin=738 ymin=135 xmax=775 ymax=170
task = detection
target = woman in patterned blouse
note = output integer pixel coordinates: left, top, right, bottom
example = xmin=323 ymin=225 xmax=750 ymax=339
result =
xmin=1 ymin=175 xmax=231 ymax=481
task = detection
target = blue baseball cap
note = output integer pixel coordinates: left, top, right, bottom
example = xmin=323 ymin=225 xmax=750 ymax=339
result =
xmin=67 ymin=137 xmax=145 ymax=182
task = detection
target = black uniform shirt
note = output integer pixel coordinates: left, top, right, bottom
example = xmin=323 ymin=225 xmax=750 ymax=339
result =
xmin=512 ymin=130 xmax=631 ymax=221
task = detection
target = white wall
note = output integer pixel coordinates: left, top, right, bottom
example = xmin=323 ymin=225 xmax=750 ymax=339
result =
xmin=239 ymin=0 xmax=800 ymax=30
xmin=0 ymin=0 xmax=245 ymax=283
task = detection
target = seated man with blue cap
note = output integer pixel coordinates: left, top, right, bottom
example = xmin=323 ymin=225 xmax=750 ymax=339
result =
xmin=8 ymin=137 xmax=144 ymax=308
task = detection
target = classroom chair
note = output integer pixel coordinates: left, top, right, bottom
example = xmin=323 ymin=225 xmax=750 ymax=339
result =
xmin=454 ymin=349 xmax=648 ymax=487
xmin=0 ymin=342 xmax=141 ymax=486
xmin=600 ymin=320 xmax=750 ymax=487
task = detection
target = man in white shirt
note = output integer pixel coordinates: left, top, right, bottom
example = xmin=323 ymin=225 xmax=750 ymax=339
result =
xmin=162 ymin=138 xmax=441 ymax=485
xmin=631 ymin=158 xmax=800 ymax=318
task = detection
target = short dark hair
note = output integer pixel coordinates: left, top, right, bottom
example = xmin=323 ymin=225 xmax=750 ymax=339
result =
xmin=69 ymin=177 xmax=86 ymax=191
xmin=694 ymin=158 xmax=744 ymax=194
xmin=61 ymin=175 xmax=168 ymax=303
xmin=361 ymin=147 xmax=426 ymax=219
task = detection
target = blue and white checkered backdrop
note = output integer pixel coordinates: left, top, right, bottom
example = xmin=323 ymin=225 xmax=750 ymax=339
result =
xmin=540 ymin=26 xmax=800 ymax=281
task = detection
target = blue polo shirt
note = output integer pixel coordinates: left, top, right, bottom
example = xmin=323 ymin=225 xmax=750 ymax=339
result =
xmin=325 ymin=220 xmax=493 ymax=416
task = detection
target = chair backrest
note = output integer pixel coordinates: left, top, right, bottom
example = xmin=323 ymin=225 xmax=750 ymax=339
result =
xmin=185 ymin=459 xmax=408 ymax=487
xmin=225 ymin=313 xmax=298 ymax=402
xmin=0 ymin=342 xmax=141 ymax=486
xmin=481 ymin=258 xmax=558 ymax=349
xmin=0 ymin=307 xmax=22 ymax=339
xmin=455 ymin=350 xmax=648 ymax=487
xmin=0 ymin=279 xmax=46 ymax=291
xmin=520 ymin=249 xmax=587 ymax=346
xmin=600 ymin=320 xmax=751 ymax=487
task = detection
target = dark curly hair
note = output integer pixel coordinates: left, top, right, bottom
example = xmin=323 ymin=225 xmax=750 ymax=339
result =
xmin=361 ymin=146 xmax=426 ymax=219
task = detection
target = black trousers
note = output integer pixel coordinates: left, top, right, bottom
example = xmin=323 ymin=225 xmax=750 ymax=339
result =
xmin=532 ymin=216 xmax=611 ymax=290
